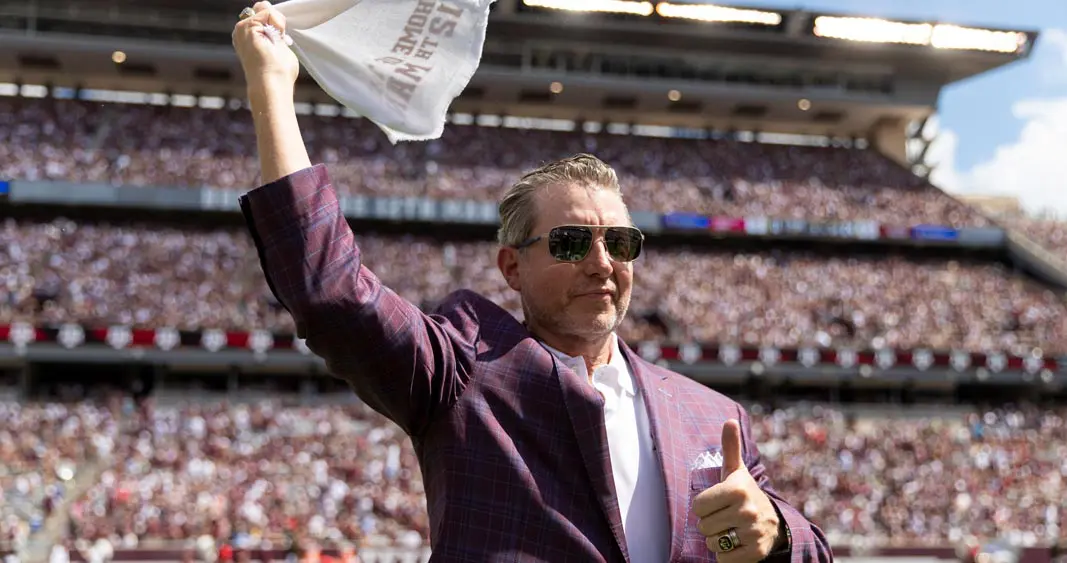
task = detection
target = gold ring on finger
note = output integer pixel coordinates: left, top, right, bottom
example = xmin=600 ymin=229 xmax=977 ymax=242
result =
xmin=716 ymin=528 xmax=742 ymax=552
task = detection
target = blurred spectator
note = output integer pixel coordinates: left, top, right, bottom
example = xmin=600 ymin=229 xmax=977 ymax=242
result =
xmin=48 ymin=540 xmax=69 ymax=563
xmin=75 ymin=537 xmax=113 ymax=563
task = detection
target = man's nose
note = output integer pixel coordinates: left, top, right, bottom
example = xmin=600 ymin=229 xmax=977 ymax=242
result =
xmin=583 ymin=238 xmax=613 ymax=275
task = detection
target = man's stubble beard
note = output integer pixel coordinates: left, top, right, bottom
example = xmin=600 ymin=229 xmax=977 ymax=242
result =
xmin=521 ymin=288 xmax=631 ymax=341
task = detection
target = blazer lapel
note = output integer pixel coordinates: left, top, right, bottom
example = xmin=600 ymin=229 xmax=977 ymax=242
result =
xmin=551 ymin=354 xmax=630 ymax=562
xmin=622 ymin=346 xmax=689 ymax=563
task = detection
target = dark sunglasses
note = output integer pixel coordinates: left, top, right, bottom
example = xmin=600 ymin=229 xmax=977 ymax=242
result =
xmin=514 ymin=225 xmax=644 ymax=263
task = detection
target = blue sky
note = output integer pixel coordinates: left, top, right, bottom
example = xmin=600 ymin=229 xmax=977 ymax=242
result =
xmin=724 ymin=0 xmax=1067 ymax=216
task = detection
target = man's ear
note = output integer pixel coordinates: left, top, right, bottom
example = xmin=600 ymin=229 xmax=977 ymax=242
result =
xmin=497 ymin=246 xmax=522 ymax=291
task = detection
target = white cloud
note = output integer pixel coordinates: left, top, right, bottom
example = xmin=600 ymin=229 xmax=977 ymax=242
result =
xmin=931 ymin=28 xmax=1067 ymax=218
xmin=965 ymin=98 xmax=1067 ymax=216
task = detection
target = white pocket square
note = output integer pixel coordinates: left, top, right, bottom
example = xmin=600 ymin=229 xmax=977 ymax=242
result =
xmin=690 ymin=449 xmax=724 ymax=471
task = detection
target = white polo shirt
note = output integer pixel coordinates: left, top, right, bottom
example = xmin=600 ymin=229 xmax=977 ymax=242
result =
xmin=543 ymin=335 xmax=670 ymax=563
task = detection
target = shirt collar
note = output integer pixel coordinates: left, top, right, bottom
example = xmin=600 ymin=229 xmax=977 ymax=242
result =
xmin=541 ymin=334 xmax=634 ymax=396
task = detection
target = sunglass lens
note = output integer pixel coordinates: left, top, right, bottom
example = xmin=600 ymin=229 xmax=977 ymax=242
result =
xmin=549 ymin=227 xmax=593 ymax=262
xmin=606 ymin=227 xmax=642 ymax=262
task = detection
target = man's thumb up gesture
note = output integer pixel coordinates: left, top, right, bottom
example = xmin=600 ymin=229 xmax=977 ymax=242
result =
xmin=721 ymin=416 xmax=746 ymax=476
xmin=692 ymin=419 xmax=788 ymax=562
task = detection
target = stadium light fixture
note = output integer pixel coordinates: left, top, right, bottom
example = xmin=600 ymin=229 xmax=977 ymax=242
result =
xmin=813 ymin=16 xmax=1028 ymax=54
xmin=813 ymin=16 xmax=931 ymax=46
xmin=930 ymin=25 xmax=1028 ymax=54
xmin=522 ymin=0 xmax=654 ymax=17
xmin=656 ymin=2 xmax=782 ymax=25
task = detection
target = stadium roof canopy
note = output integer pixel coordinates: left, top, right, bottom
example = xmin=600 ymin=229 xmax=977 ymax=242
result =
xmin=0 ymin=0 xmax=1039 ymax=139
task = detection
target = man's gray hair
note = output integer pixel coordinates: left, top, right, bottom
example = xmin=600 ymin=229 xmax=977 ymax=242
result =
xmin=497 ymin=153 xmax=625 ymax=247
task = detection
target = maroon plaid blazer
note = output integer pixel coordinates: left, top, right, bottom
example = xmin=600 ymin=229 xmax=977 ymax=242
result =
xmin=240 ymin=165 xmax=832 ymax=563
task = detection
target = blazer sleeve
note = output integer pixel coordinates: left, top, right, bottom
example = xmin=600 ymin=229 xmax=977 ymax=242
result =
xmin=738 ymin=406 xmax=834 ymax=563
xmin=239 ymin=164 xmax=477 ymax=437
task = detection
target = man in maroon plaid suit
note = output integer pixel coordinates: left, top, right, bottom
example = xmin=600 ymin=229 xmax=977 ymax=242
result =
xmin=233 ymin=3 xmax=832 ymax=562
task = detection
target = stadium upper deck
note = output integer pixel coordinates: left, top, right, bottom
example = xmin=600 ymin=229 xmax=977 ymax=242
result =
xmin=0 ymin=0 xmax=1039 ymax=149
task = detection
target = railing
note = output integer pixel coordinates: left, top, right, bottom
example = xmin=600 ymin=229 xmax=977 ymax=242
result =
xmin=2 ymin=322 xmax=1064 ymax=374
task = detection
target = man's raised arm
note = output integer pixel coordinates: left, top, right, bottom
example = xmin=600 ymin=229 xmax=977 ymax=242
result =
xmin=231 ymin=2 xmax=476 ymax=437
xmin=233 ymin=1 xmax=311 ymax=184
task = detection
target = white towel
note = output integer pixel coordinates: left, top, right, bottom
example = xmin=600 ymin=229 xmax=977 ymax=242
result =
xmin=272 ymin=0 xmax=495 ymax=144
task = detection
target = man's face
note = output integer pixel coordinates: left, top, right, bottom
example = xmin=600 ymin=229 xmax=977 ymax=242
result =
xmin=498 ymin=183 xmax=634 ymax=342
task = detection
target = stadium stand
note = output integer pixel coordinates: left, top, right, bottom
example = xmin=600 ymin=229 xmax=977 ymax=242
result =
xmin=3 ymin=218 xmax=1064 ymax=354
xmin=1 ymin=97 xmax=1065 ymax=560
xmin=998 ymin=216 xmax=1067 ymax=266
xmin=65 ymin=401 xmax=429 ymax=550
xmin=0 ymin=402 xmax=117 ymax=555
xmin=2 ymin=396 xmax=1067 ymax=557
xmin=0 ymin=97 xmax=989 ymax=228
xmin=3 ymin=101 xmax=1066 ymax=560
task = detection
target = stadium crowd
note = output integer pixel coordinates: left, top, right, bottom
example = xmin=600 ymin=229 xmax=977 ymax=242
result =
xmin=1002 ymin=216 xmax=1067 ymax=265
xmin=2 ymin=218 xmax=1064 ymax=355
xmin=0 ymin=97 xmax=987 ymax=228
xmin=4 ymin=397 xmax=1067 ymax=552
xmin=0 ymin=401 xmax=120 ymax=553
xmin=66 ymin=401 xmax=427 ymax=551
xmin=750 ymin=402 xmax=1067 ymax=549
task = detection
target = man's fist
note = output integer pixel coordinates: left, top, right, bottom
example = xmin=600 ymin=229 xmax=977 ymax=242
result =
xmin=232 ymin=2 xmax=300 ymax=92
xmin=692 ymin=419 xmax=784 ymax=562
